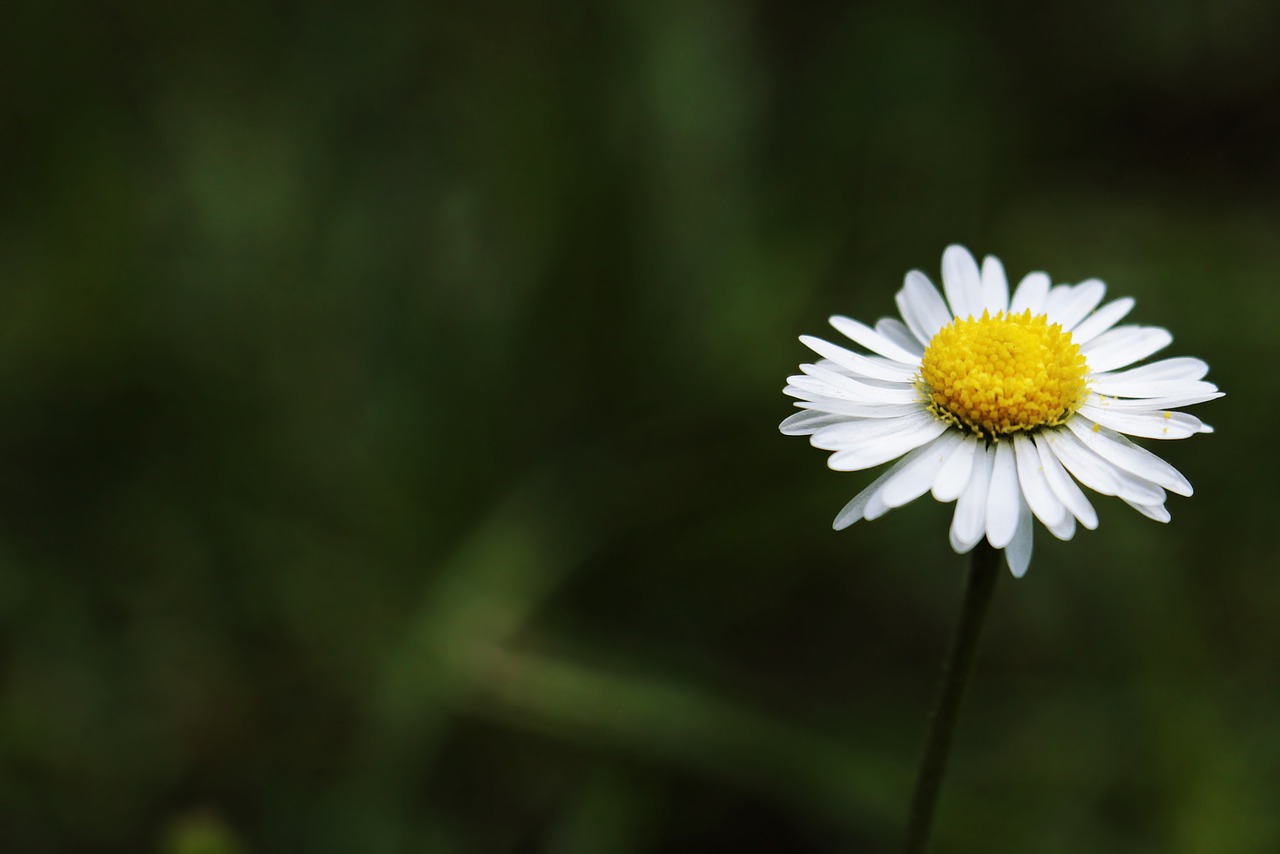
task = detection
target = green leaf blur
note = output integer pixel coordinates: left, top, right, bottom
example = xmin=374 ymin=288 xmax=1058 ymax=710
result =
xmin=0 ymin=1 xmax=1269 ymax=851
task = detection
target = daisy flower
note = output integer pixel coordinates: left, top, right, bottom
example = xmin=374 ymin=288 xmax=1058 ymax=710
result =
xmin=781 ymin=245 xmax=1221 ymax=577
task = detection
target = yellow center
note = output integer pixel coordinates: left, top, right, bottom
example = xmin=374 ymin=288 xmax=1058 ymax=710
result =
xmin=918 ymin=309 xmax=1088 ymax=439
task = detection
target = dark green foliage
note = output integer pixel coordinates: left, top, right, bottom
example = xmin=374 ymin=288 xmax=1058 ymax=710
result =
xmin=0 ymin=0 xmax=1272 ymax=851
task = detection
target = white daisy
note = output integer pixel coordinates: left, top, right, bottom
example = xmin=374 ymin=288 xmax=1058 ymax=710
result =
xmin=781 ymin=245 xmax=1221 ymax=577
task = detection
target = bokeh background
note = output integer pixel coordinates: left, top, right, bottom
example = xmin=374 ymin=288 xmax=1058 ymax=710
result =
xmin=1 ymin=1 xmax=1275 ymax=851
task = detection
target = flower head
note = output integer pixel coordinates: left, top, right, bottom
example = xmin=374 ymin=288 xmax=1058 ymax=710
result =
xmin=781 ymin=245 xmax=1221 ymax=576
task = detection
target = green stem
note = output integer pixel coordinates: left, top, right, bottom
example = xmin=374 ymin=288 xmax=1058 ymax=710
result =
xmin=901 ymin=540 xmax=1002 ymax=854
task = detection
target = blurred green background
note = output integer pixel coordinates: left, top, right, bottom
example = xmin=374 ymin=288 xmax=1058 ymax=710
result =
xmin=0 ymin=0 xmax=1273 ymax=851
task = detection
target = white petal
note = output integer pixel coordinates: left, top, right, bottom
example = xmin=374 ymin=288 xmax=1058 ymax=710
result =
xmin=779 ymin=410 xmax=846 ymax=436
xmin=1013 ymin=433 xmax=1067 ymax=532
xmin=793 ymin=399 xmax=923 ymax=418
xmin=811 ymin=410 xmax=935 ymax=449
xmin=828 ymin=315 xmax=923 ymax=365
xmin=832 ymin=461 xmax=910 ymax=530
xmin=839 ymin=437 xmax=962 ymax=524
xmin=1043 ymin=430 xmax=1120 ymax=496
xmin=800 ymin=365 xmax=909 ymax=391
xmin=1009 ymin=271 xmax=1050 ymax=314
xmin=942 ymin=245 xmax=981 ymax=320
xmin=1043 ymin=284 xmax=1074 ymax=317
xmin=1085 ymin=391 xmax=1223 ymax=411
xmin=1081 ymin=326 xmax=1173 ymax=373
xmin=799 ymin=336 xmax=921 ymax=382
xmin=985 ymin=440 xmax=1021 ymax=549
xmin=1041 ymin=429 xmax=1166 ymax=505
xmin=1051 ymin=279 xmax=1106 ymax=331
xmin=980 ymin=256 xmax=1009 ymax=315
xmin=1032 ymin=432 xmax=1098 ymax=529
xmin=1091 ymin=356 xmax=1209 ymax=385
xmin=794 ymin=364 xmax=921 ymax=404
xmin=1069 ymin=297 xmax=1135 ymax=344
xmin=783 ymin=379 xmax=912 ymax=408
xmin=1044 ymin=505 xmax=1076 ymax=541
xmin=850 ymin=438 xmax=961 ymax=524
xmin=1124 ymin=499 xmax=1171 ymax=523
xmin=862 ymin=489 xmax=891 ymax=522
xmin=1005 ymin=498 xmax=1034 ymax=578
xmin=1065 ymin=418 xmax=1193 ymax=495
xmin=876 ymin=318 xmax=927 ymax=356
xmin=897 ymin=271 xmax=952 ymax=344
xmin=1077 ymin=405 xmax=1206 ymax=440
xmin=877 ymin=432 xmax=967 ymax=510
xmin=932 ymin=434 xmax=980 ymax=502
xmin=1087 ymin=379 xmax=1219 ymax=400
xmin=826 ymin=419 xmax=950 ymax=471
xmin=950 ymin=444 xmax=994 ymax=553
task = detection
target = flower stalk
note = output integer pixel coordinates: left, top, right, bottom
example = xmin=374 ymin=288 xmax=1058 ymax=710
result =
xmin=901 ymin=541 xmax=1001 ymax=853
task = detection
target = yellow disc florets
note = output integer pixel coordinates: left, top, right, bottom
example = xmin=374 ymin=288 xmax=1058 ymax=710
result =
xmin=918 ymin=309 xmax=1089 ymax=439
